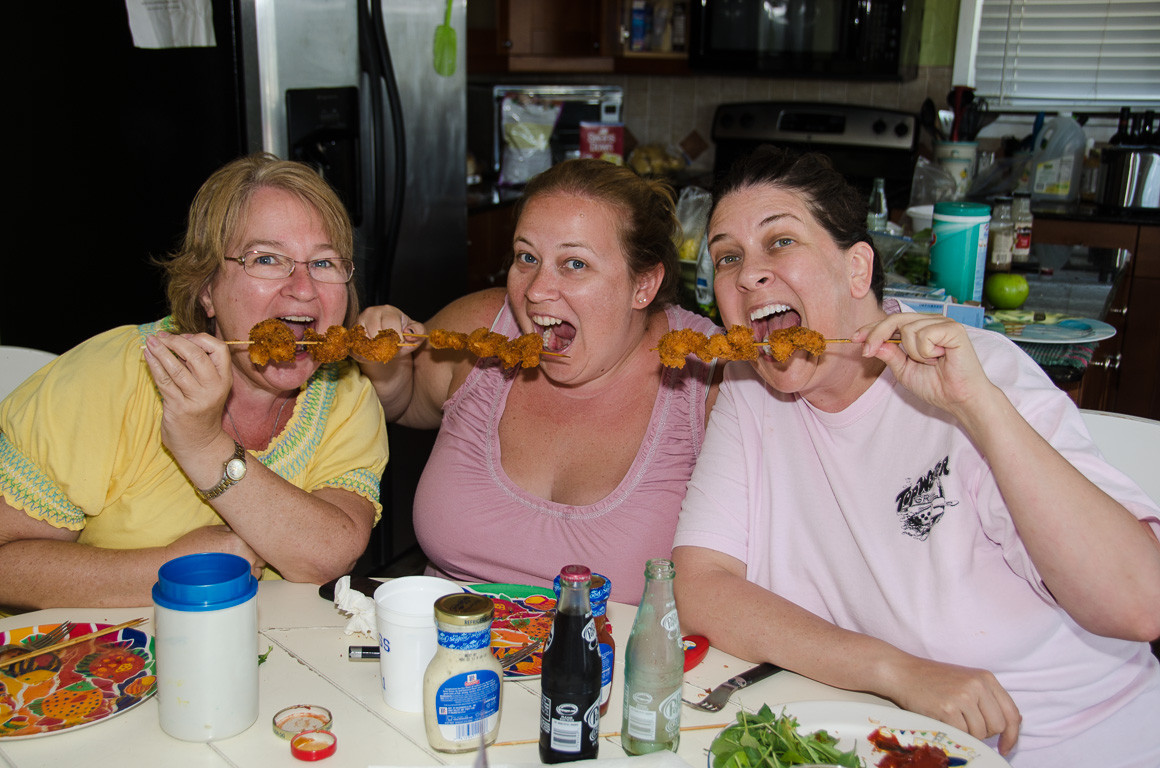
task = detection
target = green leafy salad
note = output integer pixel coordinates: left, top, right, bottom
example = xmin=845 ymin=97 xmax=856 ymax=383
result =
xmin=709 ymin=704 xmax=862 ymax=768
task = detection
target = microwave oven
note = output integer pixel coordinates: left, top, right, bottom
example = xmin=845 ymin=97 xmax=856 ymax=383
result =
xmin=689 ymin=0 xmax=924 ymax=81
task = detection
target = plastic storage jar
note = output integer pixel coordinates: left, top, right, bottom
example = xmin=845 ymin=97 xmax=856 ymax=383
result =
xmin=152 ymin=552 xmax=259 ymax=741
xmin=929 ymin=201 xmax=991 ymax=304
xmin=1030 ymin=116 xmax=1085 ymax=203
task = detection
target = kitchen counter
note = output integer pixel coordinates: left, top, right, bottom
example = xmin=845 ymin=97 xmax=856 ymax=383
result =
xmin=1031 ymin=201 xmax=1160 ymax=227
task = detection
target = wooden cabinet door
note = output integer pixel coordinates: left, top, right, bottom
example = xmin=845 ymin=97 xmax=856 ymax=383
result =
xmin=1115 ymin=226 xmax=1160 ymax=419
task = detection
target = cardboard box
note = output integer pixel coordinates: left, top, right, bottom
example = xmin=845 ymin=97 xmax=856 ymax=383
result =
xmin=888 ymin=288 xmax=986 ymax=328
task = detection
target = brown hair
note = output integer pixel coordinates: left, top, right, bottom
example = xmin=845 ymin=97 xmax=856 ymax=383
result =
xmin=511 ymin=159 xmax=681 ymax=309
xmin=162 ymin=153 xmax=358 ymax=334
xmin=711 ymin=147 xmax=885 ymax=302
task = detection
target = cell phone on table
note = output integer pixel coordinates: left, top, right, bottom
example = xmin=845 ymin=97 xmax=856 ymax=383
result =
xmin=318 ymin=574 xmax=382 ymax=602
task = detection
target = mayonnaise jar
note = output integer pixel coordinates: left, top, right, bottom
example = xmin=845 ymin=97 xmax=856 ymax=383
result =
xmin=423 ymin=593 xmax=503 ymax=751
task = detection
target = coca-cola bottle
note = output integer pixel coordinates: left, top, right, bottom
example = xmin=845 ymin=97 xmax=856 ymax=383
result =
xmin=539 ymin=565 xmax=602 ymax=763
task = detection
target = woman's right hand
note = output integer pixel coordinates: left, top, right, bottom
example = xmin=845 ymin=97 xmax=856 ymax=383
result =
xmin=880 ymin=655 xmax=1022 ymax=755
xmin=166 ymin=525 xmax=266 ymax=579
xmin=356 ymin=305 xmax=425 ymax=366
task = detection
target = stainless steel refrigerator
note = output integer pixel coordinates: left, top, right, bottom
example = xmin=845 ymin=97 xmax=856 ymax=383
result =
xmin=8 ymin=0 xmax=467 ymax=571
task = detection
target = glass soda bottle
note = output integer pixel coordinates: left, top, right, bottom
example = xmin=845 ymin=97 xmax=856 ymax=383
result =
xmin=554 ymin=572 xmax=615 ymax=715
xmin=540 ymin=565 xmax=602 ymax=763
xmin=621 ymin=559 xmax=684 ymax=755
xmin=866 ymin=177 xmax=888 ymax=232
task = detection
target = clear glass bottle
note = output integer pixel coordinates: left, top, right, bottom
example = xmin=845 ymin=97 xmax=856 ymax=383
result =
xmin=540 ymin=565 xmax=602 ymax=764
xmin=866 ymin=177 xmax=888 ymax=232
xmin=621 ymin=559 xmax=683 ymax=755
xmin=987 ymin=197 xmax=1014 ymax=272
xmin=423 ymin=594 xmax=503 ymax=752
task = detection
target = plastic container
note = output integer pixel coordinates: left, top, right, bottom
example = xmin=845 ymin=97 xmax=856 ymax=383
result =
xmin=373 ymin=576 xmax=461 ymax=712
xmin=929 ymin=201 xmax=991 ymax=304
xmin=935 ymin=141 xmax=978 ymax=199
xmin=153 ymin=553 xmax=259 ymax=742
xmin=1030 ymin=116 xmax=1085 ymax=202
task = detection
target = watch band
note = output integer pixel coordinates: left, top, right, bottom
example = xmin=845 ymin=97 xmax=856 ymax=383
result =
xmin=196 ymin=440 xmax=247 ymax=501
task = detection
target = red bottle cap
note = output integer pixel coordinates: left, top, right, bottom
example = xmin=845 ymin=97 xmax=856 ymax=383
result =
xmin=290 ymin=729 xmax=337 ymax=761
xmin=559 ymin=564 xmax=591 ymax=584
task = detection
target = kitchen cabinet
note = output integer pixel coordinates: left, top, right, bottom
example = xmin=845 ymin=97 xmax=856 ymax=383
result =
xmin=613 ymin=0 xmax=691 ymax=75
xmin=467 ymin=0 xmax=613 ymax=73
xmin=1034 ymin=218 xmax=1160 ymax=419
xmin=467 ymin=203 xmax=519 ymax=293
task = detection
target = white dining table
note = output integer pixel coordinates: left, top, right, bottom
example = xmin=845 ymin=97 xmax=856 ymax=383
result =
xmin=0 ymin=580 xmax=893 ymax=768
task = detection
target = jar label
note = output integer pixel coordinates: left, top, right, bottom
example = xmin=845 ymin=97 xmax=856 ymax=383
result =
xmin=599 ymin=642 xmax=614 ymax=703
xmin=436 ymin=627 xmax=491 ymax=650
xmin=434 ymin=670 xmax=501 ymax=741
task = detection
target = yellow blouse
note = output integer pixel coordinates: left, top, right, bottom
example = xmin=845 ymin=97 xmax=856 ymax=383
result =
xmin=0 ymin=319 xmax=388 ymax=567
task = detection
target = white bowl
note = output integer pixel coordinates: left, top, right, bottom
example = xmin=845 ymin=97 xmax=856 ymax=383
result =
xmin=905 ymin=204 xmax=934 ymax=233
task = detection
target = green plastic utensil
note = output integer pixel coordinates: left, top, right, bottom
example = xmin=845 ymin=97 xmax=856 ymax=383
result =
xmin=434 ymin=0 xmax=456 ymax=77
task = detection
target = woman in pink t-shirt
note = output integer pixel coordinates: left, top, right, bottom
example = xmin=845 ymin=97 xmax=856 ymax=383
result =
xmin=673 ymin=147 xmax=1160 ymax=767
xmin=358 ymin=159 xmax=722 ymax=602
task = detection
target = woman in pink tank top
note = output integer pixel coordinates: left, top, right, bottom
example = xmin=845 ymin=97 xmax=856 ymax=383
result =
xmin=357 ymin=159 xmax=722 ymax=602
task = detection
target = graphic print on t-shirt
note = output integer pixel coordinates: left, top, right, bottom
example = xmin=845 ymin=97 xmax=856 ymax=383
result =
xmin=894 ymin=456 xmax=959 ymax=540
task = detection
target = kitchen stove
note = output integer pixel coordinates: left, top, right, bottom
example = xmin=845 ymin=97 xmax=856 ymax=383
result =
xmin=711 ymin=102 xmax=919 ymax=214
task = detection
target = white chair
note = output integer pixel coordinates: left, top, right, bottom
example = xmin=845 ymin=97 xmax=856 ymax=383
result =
xmin=0 ymin=346 xmax=58 ymax=401
xmin=1079 ymin=410 xmax=1160 ymax=504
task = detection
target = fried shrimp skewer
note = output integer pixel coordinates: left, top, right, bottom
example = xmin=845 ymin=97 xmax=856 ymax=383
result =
xmin=654 ymin=325 xmax=830 ymax=367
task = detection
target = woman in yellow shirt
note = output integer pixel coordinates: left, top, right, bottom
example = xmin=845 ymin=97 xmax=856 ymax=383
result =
xmin=0 ymin=154 xmax=388 ymax=612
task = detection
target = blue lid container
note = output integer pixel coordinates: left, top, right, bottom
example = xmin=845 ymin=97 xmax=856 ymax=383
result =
xmin=152 ymin=552 xmax=257 ymax=611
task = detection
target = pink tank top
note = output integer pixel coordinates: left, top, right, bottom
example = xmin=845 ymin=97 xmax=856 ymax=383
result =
xmin=413 ymin=300 xmax=721 ymax=603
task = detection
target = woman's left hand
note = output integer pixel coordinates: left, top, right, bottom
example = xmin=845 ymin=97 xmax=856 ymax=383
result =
xmin=853 ymin=313 xmax=994 ymax=417
xmin=143 ymin=331 xmax=233 ymax=455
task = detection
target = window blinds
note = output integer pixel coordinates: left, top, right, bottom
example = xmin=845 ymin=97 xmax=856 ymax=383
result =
xmin=972 ymin=0 xmax=1160 ymax=107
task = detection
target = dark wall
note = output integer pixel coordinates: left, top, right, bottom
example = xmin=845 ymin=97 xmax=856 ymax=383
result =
xmin=6 ymin=1 xmax=243 ymax=353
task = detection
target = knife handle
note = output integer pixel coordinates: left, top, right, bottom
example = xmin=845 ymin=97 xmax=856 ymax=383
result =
xmin=729 ymin=662 xmax=782 ymax=688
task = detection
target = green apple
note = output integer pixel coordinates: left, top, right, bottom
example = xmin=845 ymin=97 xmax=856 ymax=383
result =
xmin=984 ymin=273 xmax=1030 ymax=310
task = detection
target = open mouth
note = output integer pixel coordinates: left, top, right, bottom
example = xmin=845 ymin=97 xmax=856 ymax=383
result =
xmin=750 ymin=303 xmax=802 ymax=357
xmin=531 ymin=315 xmax=576 ymax=354
xmin=278 ymin=315 xmax=316 ymax=356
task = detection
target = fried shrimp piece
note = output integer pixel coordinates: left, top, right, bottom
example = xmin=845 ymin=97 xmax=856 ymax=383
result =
xmin=304 ymin=325 xmax=351 ymax=364
xmin=507 ymin=332 xmax=544 ymax=369
xmin=428 ymin=328 xmax=468 ymax=350
xmin=722 ymin=324 xmax=759 ymax=362
xmin=765 ymin=327 xmax=827 ymax=363
xmin=249 ymin=318 xmax=297 ymax=365
xmin=655 ymin=328 xmax=710 ymax=368
xmin=466 ymin=327 xmax=507 ymax=358
xmin=350 ymin=325 xmax=402 ymax=364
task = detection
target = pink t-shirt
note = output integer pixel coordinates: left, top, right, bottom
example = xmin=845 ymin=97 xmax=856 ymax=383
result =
xmin=674 ymin=327 xmax=1160 ymax=767
xmin=414 ymin=300 xmax=721 ymax=603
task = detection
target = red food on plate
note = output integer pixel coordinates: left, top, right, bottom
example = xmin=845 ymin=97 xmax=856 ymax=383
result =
xmin=869 ymin=727 xmax=950 ymax=768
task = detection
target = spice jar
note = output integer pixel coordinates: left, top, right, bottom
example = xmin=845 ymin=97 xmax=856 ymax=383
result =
xmin=422 ymin=594 xmax=503 ymax=752
xmin=1012 ymin=192 xmax=1034 ymax=263
xmin=987 ymin=196 xmax=1014 ymax=271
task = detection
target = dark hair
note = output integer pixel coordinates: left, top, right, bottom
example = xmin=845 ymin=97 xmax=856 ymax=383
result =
xmin=163 ymin=153 xmax=358 ymax=334
xmin=511 ymin=159 xmax=681 ymax=309
xmin=710 ymin=147 xmax=884 ymax=302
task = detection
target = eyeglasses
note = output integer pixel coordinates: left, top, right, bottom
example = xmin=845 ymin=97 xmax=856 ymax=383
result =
xmin=229 ymin=251 xmax=355 ymax=284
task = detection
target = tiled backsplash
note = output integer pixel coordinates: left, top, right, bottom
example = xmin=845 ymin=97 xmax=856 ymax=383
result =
xmin=497 ymin=67 xmax=954 ymax=172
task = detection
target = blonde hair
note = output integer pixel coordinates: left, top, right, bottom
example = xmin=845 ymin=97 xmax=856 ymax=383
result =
xmin=163 ymin=153 xmax=358 ymax=333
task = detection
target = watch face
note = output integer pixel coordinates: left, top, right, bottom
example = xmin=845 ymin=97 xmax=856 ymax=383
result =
xmin=225 ymin=457 xmax=247 ymax=482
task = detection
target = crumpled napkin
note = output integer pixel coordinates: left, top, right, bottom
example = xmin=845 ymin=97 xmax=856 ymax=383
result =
xmin=332 ymin=575 xmax=376 ymax=636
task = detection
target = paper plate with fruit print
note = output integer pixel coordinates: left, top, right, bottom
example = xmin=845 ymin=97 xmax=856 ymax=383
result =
xmin=0 ymin=622 xmax=156 ymax=739
xmin=467 ymin=583 xmax=556 ymax=679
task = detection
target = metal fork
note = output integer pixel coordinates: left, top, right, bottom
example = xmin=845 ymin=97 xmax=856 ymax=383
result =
xmin=683 ymin=662 xmax=782 ymax=712
xmin=26 ymin=621 xmax=74 ymax=650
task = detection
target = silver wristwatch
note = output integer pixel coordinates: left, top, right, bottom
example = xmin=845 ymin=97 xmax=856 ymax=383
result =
xmin=196 ymin=440 xmax=248 ymax=501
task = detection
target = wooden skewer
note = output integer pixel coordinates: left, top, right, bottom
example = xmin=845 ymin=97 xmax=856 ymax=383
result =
xmin=402 ymin=332 xmax=570 ymax=359
xmin=1 ymin=618 xmax=149 ymax=667
xmin=821 ymin=338 xmax=902 ymax=344
xmin=224 ymin=340 xmax=420 ymax=348
xmin=491 ymin=722 xmax=730 ymax=747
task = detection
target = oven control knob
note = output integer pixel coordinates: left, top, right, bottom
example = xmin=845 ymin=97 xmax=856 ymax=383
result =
xmin=894 ymin=122 xmax=910 ymax=138
xmin=872 ymin=119 xmax=887 ymax=134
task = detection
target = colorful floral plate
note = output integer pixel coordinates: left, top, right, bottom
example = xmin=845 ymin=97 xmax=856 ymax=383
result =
xmin=0 ymin=622 xmax=156 ymax=739
xmin=468 ymin=583 xmax=556 ymax=679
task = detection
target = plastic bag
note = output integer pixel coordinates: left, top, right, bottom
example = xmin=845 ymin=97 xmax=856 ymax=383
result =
xmin=499 ymin=96 xmax=562 ymax=186
xmin=674 ymin=186 xmax=711 ymax=261
xmin=908 ymin=157 xmax=958 ymax=209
